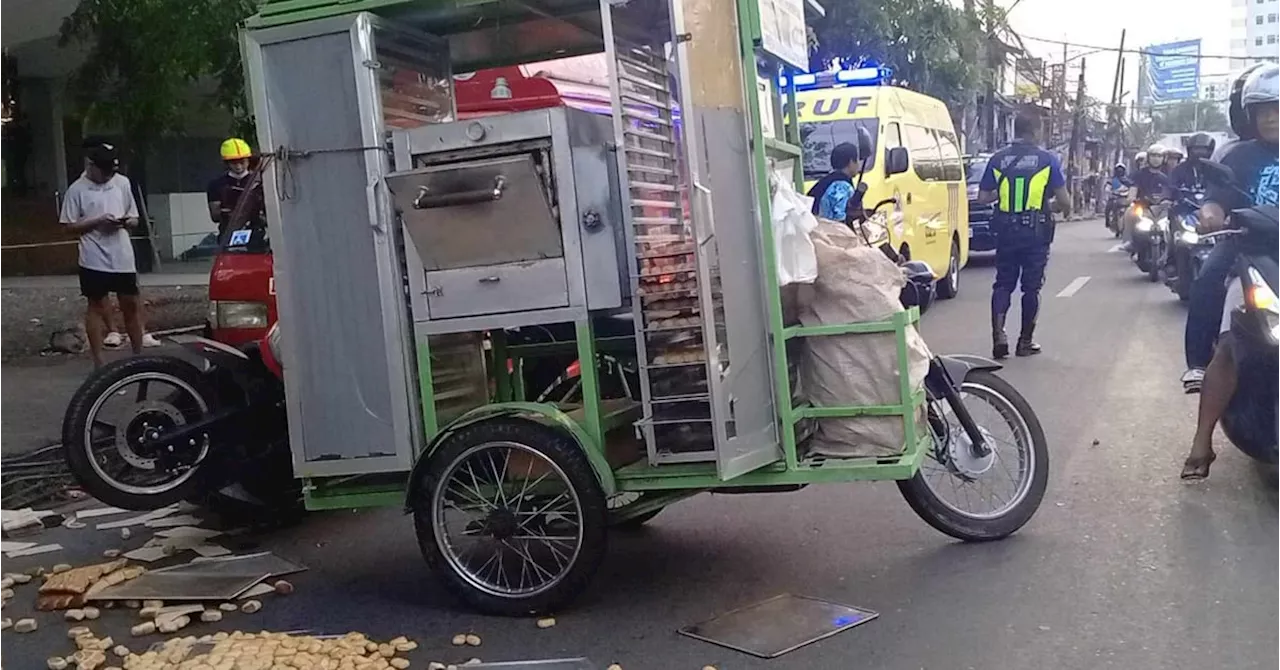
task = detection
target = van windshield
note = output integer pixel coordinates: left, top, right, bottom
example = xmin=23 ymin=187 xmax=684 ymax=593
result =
xmin=800 ymin=119 xmax=880 ymax=181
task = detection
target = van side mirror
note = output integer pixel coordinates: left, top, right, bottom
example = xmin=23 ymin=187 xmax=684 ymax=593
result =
xmin=885 ymin=147 xmax=909 ymax=176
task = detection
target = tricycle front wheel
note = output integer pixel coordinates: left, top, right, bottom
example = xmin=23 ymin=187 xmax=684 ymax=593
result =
xmin=412 ymin=418 xmax=608 ymax=616
xmin=899 ymin=370 xmax=1049 ymax=542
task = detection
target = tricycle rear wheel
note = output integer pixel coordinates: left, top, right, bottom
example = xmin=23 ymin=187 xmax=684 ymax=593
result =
xmin=412 ymin=418 xmax=608 ymax=616
xmin=899 ymin=370 xmax=1048 ymax=541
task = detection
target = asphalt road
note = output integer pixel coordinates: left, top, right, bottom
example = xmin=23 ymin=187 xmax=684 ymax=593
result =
xmin=4 ymin=219 xmax=1276 ymax=669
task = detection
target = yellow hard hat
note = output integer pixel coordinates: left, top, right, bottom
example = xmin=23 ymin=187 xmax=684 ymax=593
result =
xmin=220 ymin=138 xmax=253 ymax=161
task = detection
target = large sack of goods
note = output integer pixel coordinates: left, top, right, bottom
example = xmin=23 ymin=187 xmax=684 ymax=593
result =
xmin=797 ymin=222 xmax=931 ymax=458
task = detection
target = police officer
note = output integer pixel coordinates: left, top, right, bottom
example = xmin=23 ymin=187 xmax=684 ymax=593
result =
xmin=976 ymin=115 xmax=1072 ymax=359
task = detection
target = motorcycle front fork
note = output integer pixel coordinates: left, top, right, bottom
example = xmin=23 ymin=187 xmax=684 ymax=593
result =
xmin=925 ymin=358 xmax=990 ymax=458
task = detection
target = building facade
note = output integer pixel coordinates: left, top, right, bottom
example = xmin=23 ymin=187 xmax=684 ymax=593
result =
xmin=2 ymin=0 xmax=230 ymax=275
xmin=1233 ymin=0 xmax=1280 ymax=71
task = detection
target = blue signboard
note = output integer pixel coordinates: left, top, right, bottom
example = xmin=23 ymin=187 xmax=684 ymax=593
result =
xmin=1143 ymin=40 xmax=1201 ymax=104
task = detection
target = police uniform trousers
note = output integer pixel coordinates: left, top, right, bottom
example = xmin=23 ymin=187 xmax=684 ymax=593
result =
xmin=991 ymin=224 xmax=1051 ymax=342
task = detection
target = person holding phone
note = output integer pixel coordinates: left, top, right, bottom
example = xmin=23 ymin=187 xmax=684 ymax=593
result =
xmin=60 ymin=141 xmax=148 ymax=367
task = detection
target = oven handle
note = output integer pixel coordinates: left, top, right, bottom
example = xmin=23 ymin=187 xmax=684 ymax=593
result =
xmin=414 ymin=176 xmax=507 ymax=209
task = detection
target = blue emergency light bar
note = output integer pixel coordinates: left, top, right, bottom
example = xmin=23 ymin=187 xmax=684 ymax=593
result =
xmin=778 ymin=66 xmax=893 ymax=91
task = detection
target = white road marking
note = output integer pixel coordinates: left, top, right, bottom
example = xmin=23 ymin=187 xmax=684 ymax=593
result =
xmin=1107 ymin=243 xmax=1128 ymax=254
xmin=1056 ymin=275 xmax=1091 ymax=298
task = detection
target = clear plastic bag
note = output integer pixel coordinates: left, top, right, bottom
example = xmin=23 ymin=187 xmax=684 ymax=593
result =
xmin=770 ymin=173 xmax=820 ymax=286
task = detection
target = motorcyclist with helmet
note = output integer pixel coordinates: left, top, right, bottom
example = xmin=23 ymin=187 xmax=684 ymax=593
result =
xmin=1180 ymin=63 xmax=1279 ymax=480
xmin=1122 ymin=144 xmax=1173 ymax=252
xmin=1182 ymin=61 xmax=1264 ymax=394
xmin=1171 ymin=133 xmax=1216 ymax=193
xmin=1105 ymin=164 xmax=1132 ymax=230
xmin=207 ymin=138 xmax=266 ymax=244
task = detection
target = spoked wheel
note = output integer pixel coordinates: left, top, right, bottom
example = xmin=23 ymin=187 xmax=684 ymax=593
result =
xmin=413 ymin=418 xmax=607 ymax=616
xmin=899 ymin=370 xmax=1048 ymax=541
xmin=62 ymin=356 xmax=218 ymax=510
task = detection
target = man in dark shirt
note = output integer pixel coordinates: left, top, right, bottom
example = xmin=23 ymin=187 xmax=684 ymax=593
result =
xmin=1132 ymin=145 xmax=1172 ymax=204
xmin=206 ymin=138 xmax=263 ymax=241
xmin=1170 ymin=133 xmax=1215 ymax=193
xmin=1180 ymin=63 xmax=1278 ymax=479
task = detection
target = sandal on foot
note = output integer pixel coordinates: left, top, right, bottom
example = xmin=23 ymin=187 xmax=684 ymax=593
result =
xmin=1180 ymin=452 xmax=1217 ymax=481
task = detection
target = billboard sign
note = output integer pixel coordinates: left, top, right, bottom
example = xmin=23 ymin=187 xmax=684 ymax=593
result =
xmin=1014 ymin=58 xmax=1044 ymax=100
xmin=1142 ymin=40 xmax=1201 ymax=105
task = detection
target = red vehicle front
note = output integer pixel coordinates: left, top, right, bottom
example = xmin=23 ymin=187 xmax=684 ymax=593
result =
xmin=207 ymin=226 xmax=276 ymax=346
xmin=205 ymin=56 xmax=616 ymax=346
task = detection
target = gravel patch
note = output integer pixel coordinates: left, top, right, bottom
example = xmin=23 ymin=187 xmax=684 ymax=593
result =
xmin=1 ymin=285 xmax=209 ymax=362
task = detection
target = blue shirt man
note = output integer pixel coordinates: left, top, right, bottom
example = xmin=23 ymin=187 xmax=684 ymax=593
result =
xmin=976 ymin=115 xmax=1072 ymax=359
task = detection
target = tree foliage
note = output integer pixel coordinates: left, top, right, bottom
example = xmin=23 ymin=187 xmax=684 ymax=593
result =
xmin=59 ymin=0 xmax=257 ymax=153
xmin=1151 ymin=100 xmax=1229 ymax=134
xmin=809 ymin=0 xmax=985 ymax=107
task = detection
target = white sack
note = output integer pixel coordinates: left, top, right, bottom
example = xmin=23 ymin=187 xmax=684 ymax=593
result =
xmin=798 ymin=222 xmax=932 ymax=458
xmin=770 ymin=174 xmax=819 ymax=286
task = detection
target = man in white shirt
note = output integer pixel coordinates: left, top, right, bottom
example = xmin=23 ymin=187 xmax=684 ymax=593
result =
xmin=60 ymin=142 xmax=148 ymax=367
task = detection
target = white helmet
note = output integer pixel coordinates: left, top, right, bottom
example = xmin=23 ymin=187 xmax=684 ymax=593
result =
xmin=1134 ymin=151 xmax=1147 ymax=166
xmin=1146 ymin=143 xmax=1168 ymax=157
xmin=1242 ymin=63 xmax=1279 ymax=108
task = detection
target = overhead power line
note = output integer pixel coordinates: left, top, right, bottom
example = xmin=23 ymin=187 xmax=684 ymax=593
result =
xmin=1020 ymin=34 xmax=1279 ymax=63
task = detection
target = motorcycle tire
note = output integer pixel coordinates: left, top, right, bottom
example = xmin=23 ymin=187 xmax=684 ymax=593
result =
xmin=1174 ymin=253 xmax=1193 ymax=302
xmin=62 ymin=356 xmax=221 ymax=511
xmin=898 ymin=370 xmax=1049 ymax=542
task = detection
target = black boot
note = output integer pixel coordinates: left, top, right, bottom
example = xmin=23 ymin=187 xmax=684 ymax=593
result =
xmin=1016 ymin=321 xmax=1042 ymax=356
xmin=1017 ymin=289 xmax=1042 ymax=356
xmin=992 ymin=311 xmax=1009 ymax=359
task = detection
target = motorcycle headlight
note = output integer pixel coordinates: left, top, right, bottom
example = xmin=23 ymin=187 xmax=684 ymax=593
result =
xmin=210 ymin=301 xmax=270 ymax=329
xmin=1247 ymin=272 xmax=1279 ymax=309
xmin=1178 ymin=230 xmax=1200 ymax=245
xmin=1135 ymin=217 xmax=1154 ymax=233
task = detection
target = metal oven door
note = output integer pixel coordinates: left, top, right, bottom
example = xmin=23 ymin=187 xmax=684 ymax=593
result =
xmin=389 ymin=152 xmax=570 ymax=320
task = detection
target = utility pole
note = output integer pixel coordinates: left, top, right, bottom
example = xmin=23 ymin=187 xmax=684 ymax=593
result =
xmin=962 ymin=0 xmax=979 ymax=150
xmin=1098 ymin=30 xmax=1126 ymax=212
xmin=1059 ymin=40 xmax=1068 ymax=145
xmin=983 ymin=0 xmax=998 ymax=151
xmin=1066 ymin=57 xmax=1086 ymax=217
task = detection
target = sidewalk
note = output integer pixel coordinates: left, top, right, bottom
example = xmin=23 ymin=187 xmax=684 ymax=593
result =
xmin=2 ymin=272 xmax=209 ymax=289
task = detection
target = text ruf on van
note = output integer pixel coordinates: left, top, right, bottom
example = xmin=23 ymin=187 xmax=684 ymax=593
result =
xmin=790 ymin=96 xmax=873 ymax=117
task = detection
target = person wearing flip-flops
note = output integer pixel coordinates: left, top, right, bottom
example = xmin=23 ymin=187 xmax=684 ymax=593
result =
xmin=60 ymin=139 xmax=160 ymax=367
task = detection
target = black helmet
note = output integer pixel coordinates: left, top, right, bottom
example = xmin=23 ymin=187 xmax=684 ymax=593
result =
xmin=1230 ymin=63 xmax=1267 ymax=140
xmin=1185 ymin=132 xmax=1215 ymax=160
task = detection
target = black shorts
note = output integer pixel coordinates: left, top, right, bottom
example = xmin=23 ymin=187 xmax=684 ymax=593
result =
xmin=79 ymin=267 xmax=139 ymax=300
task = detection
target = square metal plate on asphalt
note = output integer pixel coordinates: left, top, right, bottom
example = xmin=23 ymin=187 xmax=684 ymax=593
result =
xmin=678 ymin=593 xmax=878 ymax=658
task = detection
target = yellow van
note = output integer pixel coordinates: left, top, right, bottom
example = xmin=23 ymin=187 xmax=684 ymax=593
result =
xmin=796 ymin=79 xmax=969 ymax=298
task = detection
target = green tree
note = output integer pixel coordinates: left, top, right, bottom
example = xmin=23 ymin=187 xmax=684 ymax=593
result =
xmin=1150 ymin=100 xmax=1229 ymax=134
xmin=59 ymin=0 xmax=257 ymax=187
xmin=810 ymin=0 xmax=984 ymax=107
